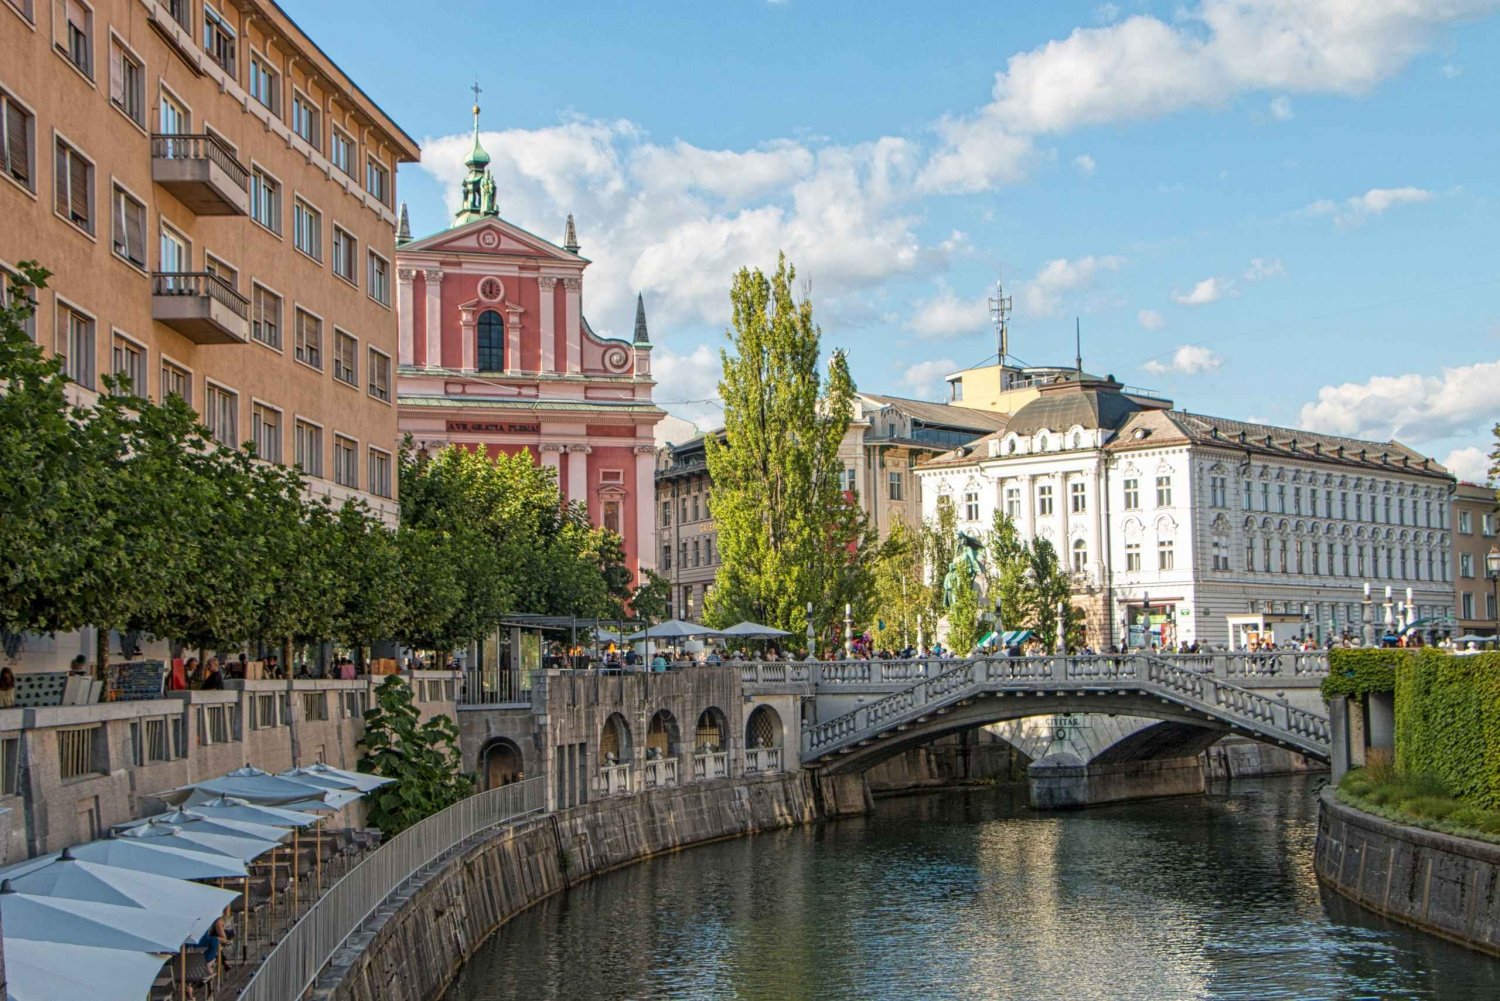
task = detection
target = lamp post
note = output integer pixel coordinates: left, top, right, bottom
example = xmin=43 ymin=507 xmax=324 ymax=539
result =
xmin=844 ymin=603 xmax=853 ymax=660
xmin=1383 ymin=585 xmax=1394 ymax=646
xmin=1301 ymin=603 xmax=1310 ymax=643
xmin=1362 ymin=581 xmax=1375 ymax=648
xmin=1141 ymin=591 xmax=1151 ymax=650
xmin=1487 ymin=545 xmax=1500 ymax=639
xmin=805 ymin=601 xmax=816 ymax=661
xmin=994 ymin=598 xmax=1004 ymax=652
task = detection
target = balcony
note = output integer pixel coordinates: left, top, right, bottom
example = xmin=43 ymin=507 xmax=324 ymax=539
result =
xmin=151 ymin=133 xmax=249 ymax=215
xmin=152 ymin=272 xmax=250 ymax=344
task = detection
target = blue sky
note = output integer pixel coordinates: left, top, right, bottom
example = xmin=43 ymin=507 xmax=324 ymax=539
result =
xmin=287 ymin=0 xmax=1500 ymax=479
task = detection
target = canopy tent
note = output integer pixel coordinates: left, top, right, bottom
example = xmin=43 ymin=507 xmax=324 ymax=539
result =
xmin=718 ymin=621 xmax=794 ymax=639
xmin=1453 ymin=634 xmax=1499 ymax=644
xmin=276 ymin=788 xmax=363 ymax=813
xmin=999 ymin=630 xmax=1034 ymax=646
xmin=624 ymin=619 xmax=724 ymax=641
xmin=4 ymin=851 xmax=238 ymax=940
xmin=178 ymin=795 xmax=322 ymax=828
xmin=1 ymin=938 xmax=169 ymax=1001
xmin=115 ymin=820 xmax=280 ymax=864
xmin=976 ymin=631 xmax=999 ymax=649
xmin=57 ymin=837 xmax=248 ymax=879
xmin=0 ymin=887 xmax=195 ymax=952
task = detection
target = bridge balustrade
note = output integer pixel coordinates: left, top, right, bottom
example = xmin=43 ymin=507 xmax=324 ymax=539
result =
xmin=643 ymin=758 xmax=679 ymax=789
xmin=692 ymin=751 xmax=729 ymax=780
xmin=744 ymin=747 xmax=782 ymax=774
xmin=599 ymin=763 xmax=633 ymax=796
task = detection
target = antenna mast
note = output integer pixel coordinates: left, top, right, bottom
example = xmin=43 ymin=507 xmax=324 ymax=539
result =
xmin=988 ymin=275 xmax=1012 ymax=368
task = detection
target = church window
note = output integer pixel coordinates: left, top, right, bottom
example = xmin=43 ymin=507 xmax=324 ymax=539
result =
xmin=603 ymin=501 xmax=619 ymax=536
xmin=477 ymin=310 xmax=504 ymax=371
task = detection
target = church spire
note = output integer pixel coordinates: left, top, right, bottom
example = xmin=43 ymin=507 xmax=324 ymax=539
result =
xmin=453 ymin=83 xmax=499 ymax=226
xmin=633 ymin=292 xmax=650 ymax=345
xmin=563 ymin=213 xmax=579 ymax=254
xmin=396 ymin=201 xmax=411 ymax=244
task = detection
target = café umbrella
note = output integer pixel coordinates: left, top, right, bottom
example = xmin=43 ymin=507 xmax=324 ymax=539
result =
xmin=1 ymin=938 xmax=170 ymax=1001
xmin=115 ymin=819 xmax=281 ymax=864
xmin=161 ymin=765 xmax=343 ymax=806
xmin=624 ymin=619 xmax=725 ymax=641
xmin=178 ymin=794 xmax=322 ymax=828
xmin=719 ymin=621 xmax=794 ymax=639
xmin=283 ymin=762 xmax=394 ymax=792
xmin=120 ymin=809 xmax=293 ymax=845
xmin=62 ymin=836 xmax=249 ymax=880
xmin=0 ymin=883 xmax=195 ymax=952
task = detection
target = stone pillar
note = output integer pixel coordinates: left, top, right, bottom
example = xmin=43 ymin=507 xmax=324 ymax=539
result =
xmin=538 ymin=276 xmax=557 ymax=373
xmin=423 ymin=269 xmax=444 ymax=369
xmin=563 ymin=277 xmax=581 ymax=374
xmin=567 ymin=444 xmax=591 ymax=508
xmin=538 ymin=442 xmax=564 ymax=475
xmin=635 ymin=445 xmax=657 ymax=573
xmin=396 ymin=268 xmax=416 ymax=365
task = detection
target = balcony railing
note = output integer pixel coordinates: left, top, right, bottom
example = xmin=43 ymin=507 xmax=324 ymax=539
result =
xmin=692 ymin=751 xmax=728 ymax=780
xmin=152 ymin=271 xmax=250 ymax=344
xmin=151 ymin=133 xmax=249 ymax=215
xmin=744 ymin=747 xmax=782 ymax=774
xmin=642 ymin=757 xmax=678 ymax=789
xmin=599 ymin=763 xmax=633 ymax=797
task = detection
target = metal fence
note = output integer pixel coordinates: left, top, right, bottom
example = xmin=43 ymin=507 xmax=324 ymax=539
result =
xmin=237 ymin=777 xmax=545 ymax=1001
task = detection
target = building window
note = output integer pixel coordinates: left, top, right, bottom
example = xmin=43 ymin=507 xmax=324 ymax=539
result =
xmin=367 ymin=251 xmax=390 ymax=306
xmin=160 ymin=358 xmax=190 ymax=404
xmin=368 ymin=447 xmax=392 ymax=498
xmin=54 ymin=138 xmax=94 ymax=233
xmin=1004 ymin=487 xmax=1020 ymax=519
xmin=251 ymin=284 xmax=282 ymax=350
xmin=0 ymin=735 xmax=18 ymax=796
xmin=1463 ymin=592 xmax=1475 ymax=619
xmin=293 ymin=419 xmax=322 ymax=476
xmin=291 ymin=91 xmax=319 ymax=146
xmin=333 ymin=329 xmax=358 ymax=386
xmin=691 ymin=494 xmax=700 ymax=522
xmin=250 ymin=402 xmax=281 ymax=463
xmin=1125 ymin=542 xmax=1141 ymax=572
xmin=661 ymin=545 xmax=671 ymax=570
xmin=55 ymin=301 xmax=95 ymax=388
xmin=1071 ymin=539 xmax=1087 ymax=573
xmin=293 ymin=198 xmax=321 ymax=260
xmin=1279 ymin=539 xmax=1289 ymax=573
xmin=333 ymin=435 xmax=357 ymax=487
xmin=1123 ymin=478 xmax=1140 ymax=510
xmin=1459 ymin=511 xmax=1473 ymax=534
xmin=477 ymin=310 xmax=504 ymax=371
xmin=249 ymin=167 xmax=280 ymax=234
xmin=661 ymin=500 xmax=670 ymax=526
xmin=331 ymin=227 xmax=356 ymax=285
xmin=330 ymin=127 xmax=354 ymax=176
xmin=1489 ymin=593 xmax=1498 ymax=620
xmin=5 ymin=0 xmax=34 ymax=23
xmin=1246 ymin=539 xmax=1255 ymax=571
xmin=202 ymin=4 xmax=235 ymax=74
xmin=1485 ymin=514 xmax=1497 ymax=537
xmin=107 ymin=38 xmax=145 ymax=126
xmin=678 ymin=541 xmax=687 ymax=567
xmin=205 ymin=382 xmax=238 ymax=446
xmin=110 ymin=185 xmax=146 ymax=268
xmin=205 ymin=254 xmax=237 ymax=290
xmin=888 ymin=471 xmax=903 ymax=501
xmin=248 ymin=53 xmax=279 ymax=114
xmin=56 ymin=0 xmax=93 ymax=77
xmin=1 ymin=89 xmax=35 ymax=191
xmin=1212 ymin=539 xmax=1230 ymax=571
xmin=1070 ymin=481 xmax=1086 ymax=513
xmin=365 ymin=157 xmax=389 ymax=205
xmin=963 ymin=489 xmax=979 ymax=522
xmin=1209 ymin=474 xmax=1227 ymax=508
xmin=1461 ymin=553 xmax=1475 ymax=578
xmin=368 ymin=348 xmax=390 ymax=402
xmin=1036 ymin=484 xmax=1054 ymax=516
xmin=110 ymin=332 xmax=144 ymax=395
xmin=293 ymin=308 xmax=322 ymax=369
xmin=692 ymin=539 xmax=701 ymax=567
xmin=1242 ymin=481 xmax=1252 ymax=510
xmin=1156 ymin=476 xmax=1173 ymax=508
xmin=1158 ymin=539 xmax=1174 ymax=571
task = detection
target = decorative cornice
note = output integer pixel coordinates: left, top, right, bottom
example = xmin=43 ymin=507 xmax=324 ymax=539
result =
xmin=633 ymin=444 xmax=657 ymax=455
xmin=423 ymin=269 xmax=445 ymax=282
xmin=537 ymin=276 xmax=559 ymax=289
xmin=567 ymin=444 xmax=592 ymax=453
xmin=538 ymin=443 xmax=566 ymax=453
xmin=563 ymin=277 xmax=582 ymax=290
xmin=397 ymin=268 xmax=418 ymax=283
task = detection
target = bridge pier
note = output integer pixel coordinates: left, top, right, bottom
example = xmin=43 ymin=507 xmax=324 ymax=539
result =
xmin=1027 ymin=752 xmax=1206 ymax=810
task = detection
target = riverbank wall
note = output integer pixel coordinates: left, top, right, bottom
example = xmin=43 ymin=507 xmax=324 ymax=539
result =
xmin=1315 ymin=787 xmax=1500 ymax=956
xmin=315 ymin=771 xmax=868 ymax=1001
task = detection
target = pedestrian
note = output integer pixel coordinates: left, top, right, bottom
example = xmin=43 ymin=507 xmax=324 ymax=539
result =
xmin=0 ymin=667 xmax=15 ymax=709
xmin=200 ymin=658 xmax=224 ymax=690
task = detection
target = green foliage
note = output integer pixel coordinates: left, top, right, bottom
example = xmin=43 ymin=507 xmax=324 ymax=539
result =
xmin=1338 ymin=767 xmax=1500 ymax=844
xmin=703 ymin=253 xmax=870 ymax=637
xmin=358 ymin=676 xmax=474 ymax=834
xmin=1392 ymin=649 xmax=1500 ymax=808
xmin=630 ymin=569 xmax=672 ymax=626
xmin=1320 ymin=647 xmax=1406 ymax=699
xmin=982 ymin=512 xmax=1084 ymax=651
xmin=867 ymin=517 xmax=932 ymax=648
xmin=945 ymin=567 xmax=981 ymax=654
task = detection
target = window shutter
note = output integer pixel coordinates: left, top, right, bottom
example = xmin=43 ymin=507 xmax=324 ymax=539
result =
xmin=54 ymin=303 xmax=68 ymax=358
xmin=109 ymin=44 xmax=124 ymax=106
xmin=3 ymin=103 xmax=27 ymax=184
xmin=125 ymin=200 xmax=145 ymax=264
xmin=53 ymin=143 xmax=67 ymax=215
xmin=52 ymin=0 xmax=65 ymax=52
xmin=69 ymin=153 xmax=89 ymax=226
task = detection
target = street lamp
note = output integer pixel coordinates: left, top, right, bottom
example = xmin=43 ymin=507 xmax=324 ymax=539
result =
xmin=1362 ymin=582 xmax=1375 ymax=648
xmin=1487 ymin=545 xmax=1500 ymax=639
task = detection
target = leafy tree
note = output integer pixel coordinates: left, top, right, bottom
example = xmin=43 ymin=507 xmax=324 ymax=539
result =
xmin=1488 ymin=421 xmax=1500 ymax=490
xmin=984 ymin=512 xmax=1085 ymax=651
xmin=703 ymin=253 xmax=866 ymax=636
xmin=630 ymin=569 xmax=672 ymax=626
xmin=358 ymin=676 xmax=474 ymax=834
xmin=945 ymin=566 xmax=981 ymax=655
xmin=867 ymin=517 xmax=930 ymax=649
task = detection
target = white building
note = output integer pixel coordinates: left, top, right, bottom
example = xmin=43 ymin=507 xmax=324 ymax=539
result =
xmin=917 ymin=375 xmax=1455 ymax=649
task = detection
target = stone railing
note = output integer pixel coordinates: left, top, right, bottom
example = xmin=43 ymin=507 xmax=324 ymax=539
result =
xmin=744 ymin=747 xmax=783 ymax=774
xmin=643 ymin=758 xmax=679 ymax=789
xmin=692 ymin=751 xmax=729 ymax=780
xmin=598 ymin=763 xmax=633 ymax=797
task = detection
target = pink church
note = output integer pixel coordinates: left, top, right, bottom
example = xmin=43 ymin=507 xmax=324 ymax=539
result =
xmin=395 ymin=106 xmax=663 ymax=577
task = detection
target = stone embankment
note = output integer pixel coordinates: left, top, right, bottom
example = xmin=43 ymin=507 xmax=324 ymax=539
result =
xmin=316 ymin=772 xmax=869 ymax=1001
xmin=1315 ymin=788 xmax=1500 ymax=956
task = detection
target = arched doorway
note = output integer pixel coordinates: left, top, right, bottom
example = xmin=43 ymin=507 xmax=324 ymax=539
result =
xmin=694 ymin=707 xmax=729 ymax=780
xmin=745 ymin=705 xmax=783 ymax=773
xmin=599 ymin=712 xmax=633 ymax=796
xmin=645 ymin=709 xmax=681 ymax=788
xmin=480 ymin=738 xmax=524 ymax=789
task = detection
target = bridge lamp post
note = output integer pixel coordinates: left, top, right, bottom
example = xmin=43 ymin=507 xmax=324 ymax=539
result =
xmin=1487 ymin=546 xmax=1500 ymax=639
xmin=1361 ymin=582 xmax=1375 ymax=647
xmin=1383 ymin=585 xmax=1394 ymax=645
xmin=805 ymin=602 xmax=816 ymax=661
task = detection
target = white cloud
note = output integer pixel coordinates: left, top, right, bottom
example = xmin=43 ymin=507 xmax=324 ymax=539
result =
xmin=1137 ymin=309 xmax=1165 ymax=330
xmin=1143 ymin=344 xmax=1223 ymax=375
xmin=1443 ymin=446 xmax=1492 ymax=485
xmin=1303 ymin=186 xmax=1435 ymax=227
xmin=902 ymin=358 xmax=960 ymax=399
xmin=1298 ymin=359 xmax=1500 ymax=442
xmin=1172 ymin=276 xmax=1230 ymax=305
xmin=1268 ymin=96 xmax=1295 ymax=120
xmin=1093 ymin=3 xmax=1122 ymax=24
xmin=1073 ymin=153 xmax=1097 ymax=177
xmin=650 ymin=343 xmax=724 ymax=431
xmin=1441 ymin=62 xmax=1464 ymax=78
xmin=1244 ymin=257 xmax=1286 ymax=281
xmin=907 ymin=283 xmax=989 ymax=340
xmin=1022 ymin=255 xmax=1124 ymax=316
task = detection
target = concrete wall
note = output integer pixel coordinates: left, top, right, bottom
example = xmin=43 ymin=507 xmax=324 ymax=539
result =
xmin=320 ymin=772 xmax=868 ymax=1001
xmin=1316 ymin=788 xmax=1500 ymax=956
xmin=864 ymin=731 xmax=1027 ymax=793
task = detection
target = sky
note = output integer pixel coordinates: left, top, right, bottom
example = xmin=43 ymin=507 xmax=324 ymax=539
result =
xmin=285 ymin=0 xmax=1500 ymax=481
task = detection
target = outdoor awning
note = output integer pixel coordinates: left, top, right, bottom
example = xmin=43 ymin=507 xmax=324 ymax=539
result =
xmin=178 ymin=795 xmax=322 ymax=829
xmin=58 ymin=837 xmax=249 ymax=880
xmin=1 ymin=939 xmax=169 ymax=1001
xmin=625 ymin=619 xmax=725 ymax=641
xmin=1000 ymin=630 xmax=1034 ymax=645
xmin=977 ymin=631 xmax=999 ymax=648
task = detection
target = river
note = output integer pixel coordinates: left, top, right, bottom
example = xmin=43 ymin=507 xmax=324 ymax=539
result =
xmin=443 ymin=775 xmax=1500 ymax=1000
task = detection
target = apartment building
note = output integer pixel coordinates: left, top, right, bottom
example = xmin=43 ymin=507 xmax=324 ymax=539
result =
xmin=0 ymin=0 xmax=419 ymax=527
xmin=1453 ymin=481 xmax=1499 ymax=636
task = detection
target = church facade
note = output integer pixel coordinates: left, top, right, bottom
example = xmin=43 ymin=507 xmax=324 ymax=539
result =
xmin=395 ymin=106 xmax=664 ymax=577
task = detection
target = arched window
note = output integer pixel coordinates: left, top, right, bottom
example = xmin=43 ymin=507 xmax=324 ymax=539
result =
xmin=1071 ymin=538 xmax=1087 ymax=573
xmin=477 ymin=310 xmax=504 ymax=371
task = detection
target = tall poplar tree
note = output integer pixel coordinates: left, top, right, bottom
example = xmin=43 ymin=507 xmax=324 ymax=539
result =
xmin=704 ymin=254 xmax=866 ymax=639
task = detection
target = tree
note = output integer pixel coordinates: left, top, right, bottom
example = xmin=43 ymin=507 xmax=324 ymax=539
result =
xmin=358 ymin=676 xmax=473 ymax=834
xmin=630 ymin=569 xmax=671 ymax=626
xmin=945 ymin=565 xmax=981 ymax=655
xmin=704 ymin=253 xmax=867 ymax=637
xmin=867 ymin=517 xmax=930 ymax=650
xmin=984 ymin=511 xmax=1085 ymax=651
xmin=1488 ymin=421 xmax=1500 ymax=490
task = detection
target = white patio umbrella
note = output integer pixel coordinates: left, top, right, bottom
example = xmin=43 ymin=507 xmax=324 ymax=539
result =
xmin=284 ymin=762 xmax=393 ymax=792
xmin=5 ymin=850 xmax=238 ymax=939
xmin=624 ymin=618 xmax=725 ymax=641
xmin=719 ymin=621 xmax=794 ymax=639
xmin=160 ymin=765 xmax=341 ymax=806
xmin=63 ymin=837 xmax=249 ymax=880
xmin=178 ymin=794 xmax=322 ymax=828
xmin=1 ymin=939 xmax=169 ymax=1001
xmin=0 ymin=885 xmax=195 ymax=951
xmin=119 ymin=809 xmax=293 ymax=845
xmin=115 ymin=820 xmax=280 ymax=863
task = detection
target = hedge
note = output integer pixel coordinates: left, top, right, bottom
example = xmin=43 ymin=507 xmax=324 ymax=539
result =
xmin=1320 ymin=647 xmax=1409 ymax=699
xmin=1392 ymin=650 xmax=1500 ymax=809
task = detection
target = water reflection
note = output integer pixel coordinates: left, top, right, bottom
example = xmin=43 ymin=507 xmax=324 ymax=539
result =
xmin=444 ymin=776 xmax=1500 ymax=1000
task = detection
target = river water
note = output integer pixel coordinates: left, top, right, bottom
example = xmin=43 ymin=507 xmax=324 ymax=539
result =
xmin=444 ymin=776 xmax=1500 ymax=1000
